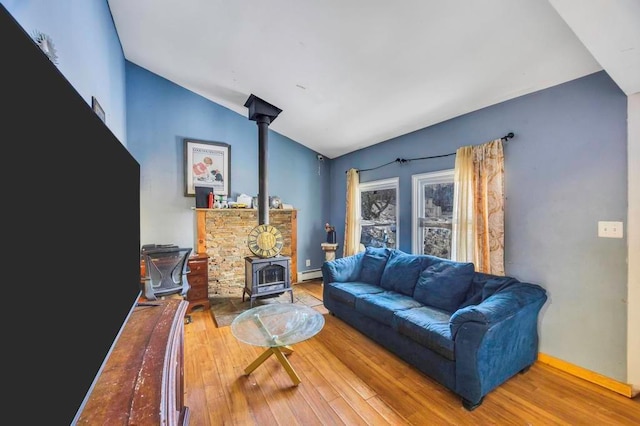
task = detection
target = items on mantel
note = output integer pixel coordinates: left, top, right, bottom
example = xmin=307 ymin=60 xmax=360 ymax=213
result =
xmin=194 ymin=190 xmax=293 ymax=210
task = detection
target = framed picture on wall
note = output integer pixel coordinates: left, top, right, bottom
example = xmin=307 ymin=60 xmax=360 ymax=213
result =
xmin=92 ymin=96 xmax=105 ymax=123
xmin=184 ymin=138 xmax=231 ymax=196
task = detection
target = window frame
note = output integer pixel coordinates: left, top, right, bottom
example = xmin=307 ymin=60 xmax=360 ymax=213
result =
xmin=411 ymin=169 xmax=454 ymax=255
xmin=359 ymin=177 xmax=400 ymax=249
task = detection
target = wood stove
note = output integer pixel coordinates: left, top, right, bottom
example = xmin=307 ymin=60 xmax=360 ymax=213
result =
xmin=243 ymin=255 xmax=292 ymax=307
xmin=242 ymin=94 xmax=292 ymax=307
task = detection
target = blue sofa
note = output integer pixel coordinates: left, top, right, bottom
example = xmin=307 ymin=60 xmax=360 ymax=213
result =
xmin=322 ymin=247 xmax=547 ymax=410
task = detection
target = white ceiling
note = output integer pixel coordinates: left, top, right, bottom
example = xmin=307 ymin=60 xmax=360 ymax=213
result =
xmin=108 ymin=0 xmax=640 ymax=159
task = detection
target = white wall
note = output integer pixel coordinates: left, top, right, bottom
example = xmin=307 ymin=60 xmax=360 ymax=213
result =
xmin=628 ymin=93 xmax=640 ymax=393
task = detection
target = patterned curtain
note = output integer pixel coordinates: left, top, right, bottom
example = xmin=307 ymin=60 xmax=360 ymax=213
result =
xmin=343 ymin=168 xmax=361 ymax=257
xmin=452 ymin=139 xmax=505 ymax=275
xmin=474 ymin=139 xmax=505 ymax=275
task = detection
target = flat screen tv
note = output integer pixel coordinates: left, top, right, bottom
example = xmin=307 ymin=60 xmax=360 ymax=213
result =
xmin=2 ymin=5 xmax=141 ymax=424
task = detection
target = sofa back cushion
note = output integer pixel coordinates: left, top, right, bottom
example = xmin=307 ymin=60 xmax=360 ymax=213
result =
xmin=380 ymin=250 xmax=428 ymax=295
xmin=459 ymin=272 xmax=521 ymax=308
xmin=413 ymin=259 xmax=475 ymax=312
xmin=358 ymin=246 xmax=391 ymax=286
xmin=322 ymin=251 xmax=365 ymax=284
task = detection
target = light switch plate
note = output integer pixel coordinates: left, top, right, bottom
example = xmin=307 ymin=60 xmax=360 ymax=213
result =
xmin=598 ymin=221 xmax=623 ymax=238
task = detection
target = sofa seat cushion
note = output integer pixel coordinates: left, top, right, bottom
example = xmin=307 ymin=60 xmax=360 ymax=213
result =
xmin=394 ymin=306 xmax=455 ymax=360
xmin=379 ymin=250 xmax=428 ymax=296
xmin=355 ymin=291 xmax=423 ymax=327
xmin=326 ymin=281 xmax=385 ymax=307
xmin=413 ymin=259 xmax=475 ymax=312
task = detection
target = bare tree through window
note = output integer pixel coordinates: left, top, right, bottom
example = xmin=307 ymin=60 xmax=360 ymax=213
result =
xmin=360 ymin=179 xmax=398 ymax=249
xmin=412 ymin=170 xmax=454 ymax=258
xmin=422 ymin=183 xmax=453 ymax=258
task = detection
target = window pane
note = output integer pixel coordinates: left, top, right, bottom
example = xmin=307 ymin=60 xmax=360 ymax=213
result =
xmin=360 ymin=187 xmax=396 ymax=249
xmin=421 ymin=182 xmax=453 ymax=258
xmin=412 ymin=170 xmax=454 ymax=257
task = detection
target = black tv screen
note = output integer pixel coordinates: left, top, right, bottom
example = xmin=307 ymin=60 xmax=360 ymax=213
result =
xmin=2 ymin=5 xmax=141 ymax=424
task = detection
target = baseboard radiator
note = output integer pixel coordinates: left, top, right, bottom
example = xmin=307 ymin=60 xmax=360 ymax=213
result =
xmin=297 ymin=268 xmax=322 ymax=282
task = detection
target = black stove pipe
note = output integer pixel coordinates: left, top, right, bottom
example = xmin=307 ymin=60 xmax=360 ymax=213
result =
xmin=256 ymin=115 xmax=270 ymax=225
xmin=244 ymin=94 xmax=282 ymax=226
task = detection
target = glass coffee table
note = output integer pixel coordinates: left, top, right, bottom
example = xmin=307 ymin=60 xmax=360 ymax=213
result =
xmin=231 ymin=303 xmax=325 ymax=386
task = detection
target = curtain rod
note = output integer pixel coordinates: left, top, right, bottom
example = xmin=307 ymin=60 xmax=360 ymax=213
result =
xmin=346 ymin=132 xmax=514 ymax=174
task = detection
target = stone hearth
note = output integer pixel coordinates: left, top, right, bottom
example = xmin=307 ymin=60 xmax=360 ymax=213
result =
xmin=195 ymin=208 xmax=297 ymax=297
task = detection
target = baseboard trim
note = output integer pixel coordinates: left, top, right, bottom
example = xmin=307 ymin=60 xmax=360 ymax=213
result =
xmin=537 ymin=352 xmax=637 ymax=398
xmin=297 ymin=269 xmax=322 ymax=282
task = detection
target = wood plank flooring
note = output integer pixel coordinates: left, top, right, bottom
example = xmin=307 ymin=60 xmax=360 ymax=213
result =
xmin=183 ymin=281 xmax=640 ymax=425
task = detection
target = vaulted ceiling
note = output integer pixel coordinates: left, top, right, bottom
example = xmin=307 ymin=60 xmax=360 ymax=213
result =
xmin=108 ymin=0 xmax=640 ymax=158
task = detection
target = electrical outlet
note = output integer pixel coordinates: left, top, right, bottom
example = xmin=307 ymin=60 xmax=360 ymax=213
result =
xmin=598 ymin=221 xmax=623 ymax=238
xmin=305 ymin=259 xmax=311 ymax=267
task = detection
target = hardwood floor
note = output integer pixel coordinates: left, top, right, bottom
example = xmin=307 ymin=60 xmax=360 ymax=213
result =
xmin=184 ymin=280 xmax=640 ymax=425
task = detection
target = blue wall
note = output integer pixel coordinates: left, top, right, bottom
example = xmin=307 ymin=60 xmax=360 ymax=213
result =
xmin=328 ymin=71 xmax=628 ymax=381
xmin=125 ymin=62 xmax=330 ymax=270
xmin=3 ymin=0 xmax=128 ymax=145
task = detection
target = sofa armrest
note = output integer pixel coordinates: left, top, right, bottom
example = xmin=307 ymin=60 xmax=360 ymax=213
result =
xmin=322 ymin=252 xmax=365 ymax=285
xmin=449 ymin=283 xmax=546 ymax=338
xmin=451 ymin=283 xmax=547 ymax=404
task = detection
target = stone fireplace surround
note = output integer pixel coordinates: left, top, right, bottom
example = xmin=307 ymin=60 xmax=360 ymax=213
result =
xmin=195 ymin=208 xmax=297 ymax=297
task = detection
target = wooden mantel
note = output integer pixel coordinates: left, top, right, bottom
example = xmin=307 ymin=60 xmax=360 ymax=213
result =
xmin=195 ymin=208 xmax=298 ymax=297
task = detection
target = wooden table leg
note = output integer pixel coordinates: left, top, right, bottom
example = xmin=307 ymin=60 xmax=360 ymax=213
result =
xmin=243 ymin=346 xmax=301 ymax=386
xmin=244 ymin=348 xmax=275 ymax=374
xmin=272 ymin=347 xmax=301 ymax=386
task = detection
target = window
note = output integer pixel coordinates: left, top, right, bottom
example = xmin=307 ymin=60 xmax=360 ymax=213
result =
xmin=359 ymin=177 xmax=399 ymax=249
xmin=411 ymin=170 xmax=454 ymax=257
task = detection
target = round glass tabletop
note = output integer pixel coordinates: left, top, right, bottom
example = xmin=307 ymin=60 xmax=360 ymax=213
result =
xmin=231 ymin=304 xmax=325 ymax=348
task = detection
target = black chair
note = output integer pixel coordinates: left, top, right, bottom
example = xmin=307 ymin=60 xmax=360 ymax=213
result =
xmin=140 ymin=243 xmax=178 ymax=258
xmin=141 ymin=246 xmax=192 ymax=303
